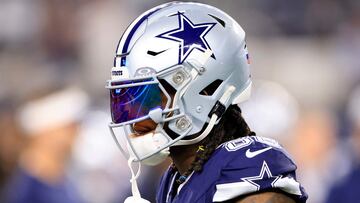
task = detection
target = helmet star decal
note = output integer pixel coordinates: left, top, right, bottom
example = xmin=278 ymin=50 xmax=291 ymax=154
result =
xmin=156 ymin=12 xmax=217 ymax=64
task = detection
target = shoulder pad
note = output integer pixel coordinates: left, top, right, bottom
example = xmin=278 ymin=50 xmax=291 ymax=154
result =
xmin=220 ymin=136 xmax=296 ymax=172
xmin=212 ymin=136 xmax=306 ymax=202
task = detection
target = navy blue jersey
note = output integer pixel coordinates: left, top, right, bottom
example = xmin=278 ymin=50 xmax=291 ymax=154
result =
xmin=156 ymin=136 xmax=308 ymax=203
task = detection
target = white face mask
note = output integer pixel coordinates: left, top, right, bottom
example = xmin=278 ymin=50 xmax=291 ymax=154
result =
xmin=128 ymin=130 xmax=170 ymax=166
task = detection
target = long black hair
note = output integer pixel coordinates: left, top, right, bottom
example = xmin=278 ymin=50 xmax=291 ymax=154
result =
xmin=176 ymin=104 xmax=255 ymax=182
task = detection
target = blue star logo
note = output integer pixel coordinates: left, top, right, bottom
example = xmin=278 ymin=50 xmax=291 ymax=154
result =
xmin=241 ymin=161 xmax=281 ymax=191
xmin=156 ymin=12 xmax=216 ymax=64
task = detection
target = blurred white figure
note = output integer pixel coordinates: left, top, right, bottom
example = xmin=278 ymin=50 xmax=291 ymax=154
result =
xmin=71 ymin=109 xmax=131 ymax=203
xmin=239 ymin=80 xmax=345 ymax=203
xmin=239 ymin=80 xmax=299 ymax=141
xmin=72 ymin=109 xmax=169 ymax=203
xmin=4 ymin=86 xmax=89 ymax=203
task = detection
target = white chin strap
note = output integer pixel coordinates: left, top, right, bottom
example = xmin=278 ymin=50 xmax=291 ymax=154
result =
xmin=124 ymin=157 xmax=151 ymax=203
xmin=174 ymin=85 xmax=236 ymax=146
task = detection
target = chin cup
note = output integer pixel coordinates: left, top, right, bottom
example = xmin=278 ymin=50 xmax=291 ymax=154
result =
xmin=140 ymin=148 xmax=169 ymax=166
xmin=128 ymin=131 xmax=170 ymax=165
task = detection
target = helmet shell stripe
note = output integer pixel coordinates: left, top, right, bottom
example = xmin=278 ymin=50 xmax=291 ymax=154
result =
xmin=114 ymin=2 xmax=178 ymax=67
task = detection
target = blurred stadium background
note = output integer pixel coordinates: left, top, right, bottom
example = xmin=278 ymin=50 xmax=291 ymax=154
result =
xmin=1 ymin=0 xmax=360 ymax=203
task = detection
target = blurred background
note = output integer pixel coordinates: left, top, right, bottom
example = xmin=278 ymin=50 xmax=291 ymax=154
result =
xmin=1 ymin=0 xmax=360 ymax=203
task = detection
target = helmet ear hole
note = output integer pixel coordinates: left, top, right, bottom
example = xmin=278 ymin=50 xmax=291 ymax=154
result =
xmin=159 ymin=79 xmax=176 ymax=96
xmin=199 ymin=79 xmax=223 ymax=96
xmin=159 ymin=79 xmax=177 ymax=109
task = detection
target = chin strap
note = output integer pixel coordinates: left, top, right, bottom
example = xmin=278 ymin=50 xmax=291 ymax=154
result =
xmin=124 ymin=158 xmax=151 ymax=203
xmin=175 ymin=86 xmax=236 ymax=146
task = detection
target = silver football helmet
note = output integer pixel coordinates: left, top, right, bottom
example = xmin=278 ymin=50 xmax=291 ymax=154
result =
xmin=106 ymin=2 xmax=252 ymax=165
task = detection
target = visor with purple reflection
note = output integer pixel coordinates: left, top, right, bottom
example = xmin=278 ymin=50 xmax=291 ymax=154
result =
xmin=109 ymin=78 xmax=163 ymax=124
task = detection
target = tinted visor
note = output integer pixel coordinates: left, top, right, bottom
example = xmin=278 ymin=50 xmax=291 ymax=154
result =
xmin=110 ymin=79 xmax=162 ymax=124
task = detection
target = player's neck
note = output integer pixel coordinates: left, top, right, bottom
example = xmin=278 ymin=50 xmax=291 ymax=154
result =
xmin=169 ymin=144 xmax=199 ymax=175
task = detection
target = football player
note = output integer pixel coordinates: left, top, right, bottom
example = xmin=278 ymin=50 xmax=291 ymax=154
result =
xmin=105 ymin=2 xmax=308 ymax=203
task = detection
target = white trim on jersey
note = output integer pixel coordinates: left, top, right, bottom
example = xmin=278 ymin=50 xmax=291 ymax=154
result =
xmin=213 ymin=176 xmax=302 ymax=202
xmin=212 ymin=161 xmax=302 ymax=202
xmin=213 ymin=181 xmax=258 ymax=202
xmin=273 ymin=176 xmax=302 ymax=196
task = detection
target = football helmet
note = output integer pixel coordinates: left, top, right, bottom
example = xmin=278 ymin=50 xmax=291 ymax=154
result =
xmin=106 ymin=2 xmax=252 ymax=165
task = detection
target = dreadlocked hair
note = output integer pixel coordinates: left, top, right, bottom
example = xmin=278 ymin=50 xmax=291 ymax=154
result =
xmin=176 ymin=104 xmax=255 ymax=184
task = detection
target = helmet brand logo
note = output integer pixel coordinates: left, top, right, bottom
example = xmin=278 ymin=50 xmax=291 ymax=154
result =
xmin=134 ymin=67 xmax=156 ymax=77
